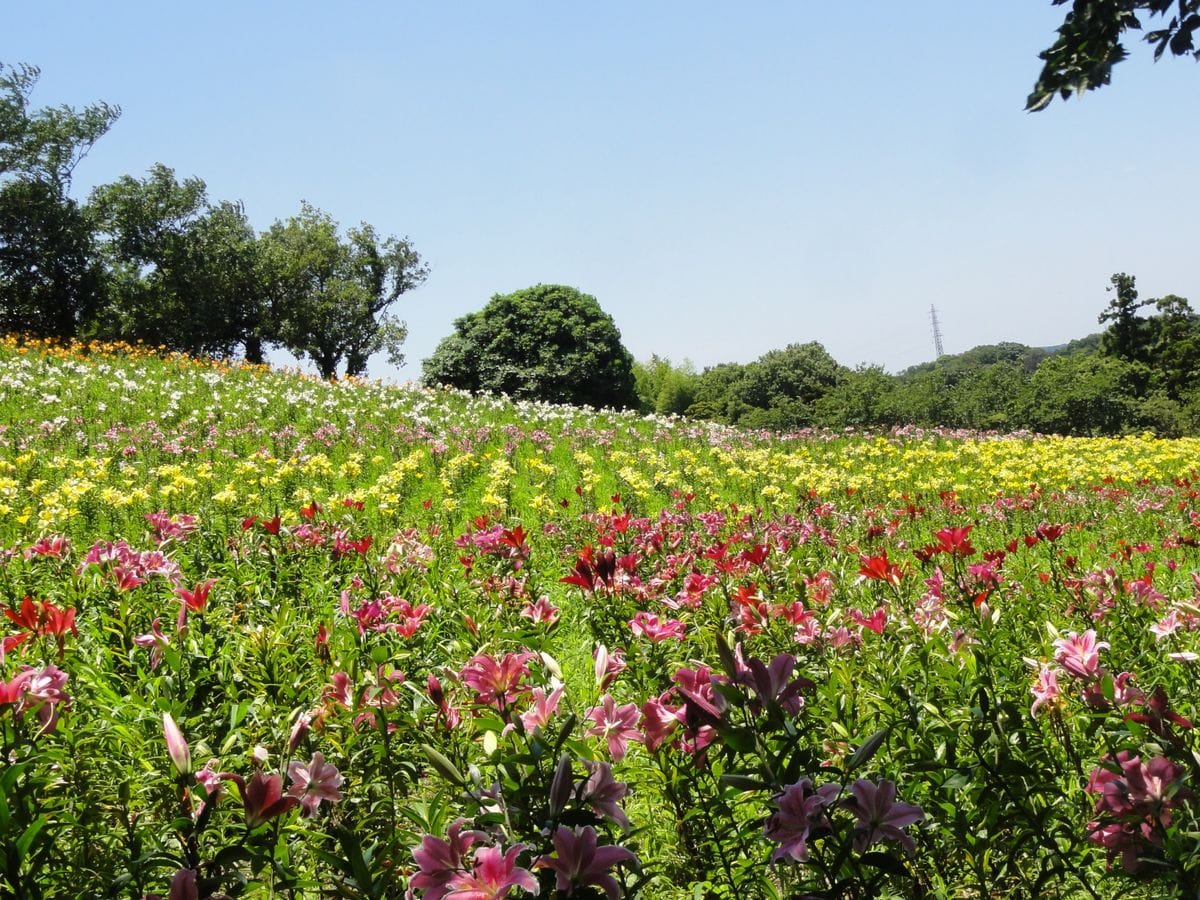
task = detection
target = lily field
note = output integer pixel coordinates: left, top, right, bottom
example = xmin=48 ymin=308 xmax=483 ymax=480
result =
xmin=1 ymin=336 xmax=1198 ymax=899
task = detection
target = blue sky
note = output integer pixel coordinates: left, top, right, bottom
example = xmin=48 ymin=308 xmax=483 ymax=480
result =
xmin=7 ymin=3 xmax=1200 ymax=379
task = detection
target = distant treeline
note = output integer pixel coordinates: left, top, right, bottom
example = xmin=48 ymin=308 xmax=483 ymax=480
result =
xmin=635 ymin=274 xmax=1200 ymax=437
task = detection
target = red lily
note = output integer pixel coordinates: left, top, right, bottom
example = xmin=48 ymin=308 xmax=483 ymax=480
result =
xmin=858 ymin=552 xmax=905 ymax=586
xmin=221 ymin=771 xmax=299 ymax=828
xmin=933 ymin=525 xmax=975 ymax=557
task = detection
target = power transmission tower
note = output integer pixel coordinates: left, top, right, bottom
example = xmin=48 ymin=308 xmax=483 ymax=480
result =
xmin=929 ymin=305 xmax=945 ymax=358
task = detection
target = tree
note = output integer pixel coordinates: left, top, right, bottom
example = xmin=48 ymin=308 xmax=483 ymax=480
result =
xmin=633 ymin=355 xmax=699 ymax=415
xmin=260 ymin=203 xmax=426 ymax=379
xmin=88 ymin=164 xmax=267 ymax=359
xmin=0 ymin=62 xmax=118 ymax=338
xmin=423 ymin=284 xmax=638 ymax=409
xmin=1145 ymin=293 xmax=1200 ymax=398
xmin=0 ymin=177 xmax=103 ymax=337
xmin=813 ymin=364 xmax=900 ymax=429
xmin=89 ymin=164 xmax=207 ymax=346
xmin=686 ymin=362 xmax=749 ymax=422
xmin=1021 ymin=352 xmax=1143 ymax=435
xmin=1 ymin=62 xmax=120 ymax=191
xmin=1029 ymin=1 xmax=1200 ymax=110
xmin=1098 ymin=272 xmax=1152 ymax=364
xmin=727 ymin=342 xmax=846 ymax=430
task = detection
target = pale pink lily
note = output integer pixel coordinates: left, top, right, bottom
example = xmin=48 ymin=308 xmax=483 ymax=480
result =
xmin=638 ymin=691 xmax=685 ymax=752
xmin=1053 ymin=629 xmax=1108 ymax=680
xmin=132 ymin=617 xmax=169 ymax=669
xmin=629 ymin=611 xmax=686 ymax=642
xmin=287 ymin=751 xmax=344 ymax=817
xmin=460 ymin=651 xmax=536 ymax=710
xmin=519 ymin=685 xmax=564 ymax=733
xmin=586 ymin=694 xmax=642 ymax=762
xmin=411 ymin=819 xmax=484 ymax=900
xmin=9 ymin=664 xmax=70 ymax=735
xmin=593 ymin=645 xmax=626 ymax=691
xmin=163 ymin=712 xmax=191 ymax=776
xmin=1028 ymin=662 xmax=1064 ymax=717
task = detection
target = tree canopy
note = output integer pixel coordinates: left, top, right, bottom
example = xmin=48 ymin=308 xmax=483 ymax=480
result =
xmin=1029 ymin=1 xmax=1200 ymax=110
xmin=1 ymin=63 xmax=427 ymax=377
xmin=1 ymin=62 xmax=116 ymax=338
xmin=260 ymin=204 xmax=426 ymax=379
xmin=1 ymin=62 xmax=120 ymax=193
xmin=423 ymin=284 xmax=638 ymax=409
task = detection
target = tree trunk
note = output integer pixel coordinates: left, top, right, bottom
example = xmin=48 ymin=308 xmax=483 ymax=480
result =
xmin=317 ymin=353 xmax=337 ymax=380
xmin=346 ymin=351 xmax=368 ymax=378
xmin=243 ymin=335 xmax=264 ymax=365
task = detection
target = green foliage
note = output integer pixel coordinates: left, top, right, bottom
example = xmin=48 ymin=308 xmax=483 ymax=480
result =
xmin=1028 ymin=1 xmax=1200 ymax=111
xmin=682 ymin=275 xmax=1199 ymax=438
xmin=261 ymin=204 xmax=426 ymax=379
xmin=686 ymin=344 xmax=846 ymax=431
xmin=88 ymin=165 xmax=266 ymax=358
xmin=2 ymin=64 xmax=425 ymax=378
xmin=0 ymin=62 xmax=120 ymax=192
xmin=423 ymin=283 xmax=638 ymax=409
xmin=633 ymin=355 xmax=699 ymax=415
xmin=1098 ymin=272 xmax=1150 ymax=364
xmin=1022 ymin=352 xmax=1144 ymax=435
xmin=0 ymin=178 xmax=103 ymax=338
xmin=0 ymin=62 xmax=116 ymax=339
xmin=686 ymin=362 xmax=748 ymax=422
xmin=814 ymin=364 xmax=900 ymax=428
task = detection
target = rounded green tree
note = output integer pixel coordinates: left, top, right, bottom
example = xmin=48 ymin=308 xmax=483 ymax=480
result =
xmin=423 ymin=284 xmax=637 ymax=409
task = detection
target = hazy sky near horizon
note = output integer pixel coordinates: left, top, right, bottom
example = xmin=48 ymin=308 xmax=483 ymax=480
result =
xmin=7 ymin=3 xmax=1200 ymax=380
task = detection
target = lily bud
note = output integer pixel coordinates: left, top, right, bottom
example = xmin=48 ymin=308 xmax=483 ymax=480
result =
xmin=549 ymin=753 xmax=574 ymax=819
xmin=163 ymin=712 xmax=191 ymax=776
xmin=288 ymin=711 xmax=312 ymax=753
xmin=168 ymin=867 xmax=199 ymax=900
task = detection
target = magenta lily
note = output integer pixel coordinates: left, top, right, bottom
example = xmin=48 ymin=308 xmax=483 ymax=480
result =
xmin=536 ymin=826 xmax=638 ymax=899
xmin=445 ymin=844 xmax=537 ymax=899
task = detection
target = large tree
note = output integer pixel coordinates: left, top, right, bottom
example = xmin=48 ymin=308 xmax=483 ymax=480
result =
xmin=0 ymin=176 xmax=103 ymax=337
xmin=1097 ymin=272 xmax=1151 ymax=363
xmin=0 ymin=62 xmax=118 ymax=338
xmin=1029 ymin=1 xmax=1200 ymax=110
xmin=89 ymin=164 xmax=265 ymax=359
xmin=423 ymin=284 xmax=638 ymax=409
xmin=729 ymin=342 xmax=846 ymax=431
xmin=260 ymin=203 xmax=426 ymax=379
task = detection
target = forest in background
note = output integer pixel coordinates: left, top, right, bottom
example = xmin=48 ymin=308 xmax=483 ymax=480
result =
xmin=634 ymin=270 xmax=1200 ymax=437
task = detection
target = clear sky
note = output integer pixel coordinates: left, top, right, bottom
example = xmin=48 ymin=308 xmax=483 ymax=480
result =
xmin=7 ymin=2 xmax=1200 ymax=379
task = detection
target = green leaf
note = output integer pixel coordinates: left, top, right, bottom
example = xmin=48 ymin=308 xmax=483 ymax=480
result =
xmin=230 ymin=699 xmax=251 ymax=730
xmin=420 ymin=745 xmax=465 ymax=786
xmin=335 ymin=825 xmax=375 ymax=892
xmin=847 ymin=727 xmax=889 ymax=771
xmin=16 ymin=816 xmax=48 ymax=860
xmin=721 ymin=727 xmax=756 ymax=753
xmin=714 ymin=631 xmax=738 ymax=680
xmin=719 ymin=773 xmax=768 ymax=792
